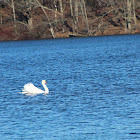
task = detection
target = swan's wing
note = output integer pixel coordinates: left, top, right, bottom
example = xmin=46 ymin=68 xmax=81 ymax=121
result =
xmin=22 ymin=83 xmax=44 ymax=94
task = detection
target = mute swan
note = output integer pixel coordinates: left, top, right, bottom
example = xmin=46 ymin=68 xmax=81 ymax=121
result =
xmin=21 ymin=80 xmax=49 ymax=95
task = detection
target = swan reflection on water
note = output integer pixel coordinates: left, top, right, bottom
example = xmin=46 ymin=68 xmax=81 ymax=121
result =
xmin=20 ymin=80 xmax=49 ymax=96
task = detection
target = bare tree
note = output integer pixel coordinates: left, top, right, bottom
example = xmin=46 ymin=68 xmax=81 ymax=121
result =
xmin=132 ymin=0 xmax=137 ymax=27
xmin=59 ymin=0 xmax=64 ymax=32
xmin=79 ymin=0 xmax=89 ymax=33
xmin=3 ymin=0 xmax=17 ymax=31
xmin=11 ymin=0 xmax=16 ymax=24
xmin=69 ymin=0 xmax=75 ymax=33
xmin=74 ymin=0 xmax=78 ymax=32
xmin=35 ymin=0 xmax=55 ymax=38
xmin=124 ymin=0 xmax=137 ymax=33
xmin=0 ymin=6 xmax=2 ymax=25
xmin=54 ymin=0 xmax=58 ymax=24
xmin=126 ymin=0 xmax=132 ymax=32
xmin=69 ymin=0 xmax=89 ymax=34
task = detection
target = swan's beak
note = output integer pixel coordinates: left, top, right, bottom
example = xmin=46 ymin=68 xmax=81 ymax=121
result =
xmin=45 ymin=81 xmax=47 ymax=84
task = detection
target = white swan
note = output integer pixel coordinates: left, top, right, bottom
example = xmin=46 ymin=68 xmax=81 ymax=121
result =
xmin=21 ymin=80 xmax=49 ymax=95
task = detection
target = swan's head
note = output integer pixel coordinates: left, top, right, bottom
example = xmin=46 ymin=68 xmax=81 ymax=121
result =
xmin=42 ymin=80 xmax=47 ymax=84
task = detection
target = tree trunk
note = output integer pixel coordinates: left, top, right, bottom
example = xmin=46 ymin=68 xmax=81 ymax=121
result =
xmin=59 ymin=0 xmax=64 ymax=32
xmin=54 ymin=1 xmax=57 ymax=25
xmin=74 ymin=0 xmax=79 ymax=32
xmin=69 ymin=0 xmax=73 ymax=17
xmin=127 ymin=0 xmax=132 ymax=33
xmin=28 ymin=17 xmax=33 ymax=30
xmin=69 ymin=0 xmax=75 ymax=33
xmin=132 ymin=0 xmax=137 ymax=27
xmin=79 ymin=0 xmax=89 ymax=33
xmin=0 ymin=8 xmax=2 ymax=25
xmin=11 ymin=0 xmax=17 ymax=33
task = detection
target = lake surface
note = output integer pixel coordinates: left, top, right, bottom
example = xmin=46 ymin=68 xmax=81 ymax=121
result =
xmin=0 ymin=35 xmax=140 ymax=139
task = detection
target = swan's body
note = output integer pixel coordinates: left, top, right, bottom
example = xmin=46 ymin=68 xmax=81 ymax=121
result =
xmin=21 ymin=80 xmax=49 ymax=95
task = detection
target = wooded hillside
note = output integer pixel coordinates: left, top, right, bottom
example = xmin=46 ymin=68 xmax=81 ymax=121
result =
xmin=0 ymin=0 xmax=140 ymax=41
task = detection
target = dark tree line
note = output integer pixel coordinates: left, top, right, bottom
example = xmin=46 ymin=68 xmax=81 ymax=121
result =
xmin=0 ymin=0 xmax=140 ymax=39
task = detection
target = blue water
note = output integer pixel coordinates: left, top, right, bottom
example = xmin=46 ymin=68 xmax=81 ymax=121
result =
xmin=0 ymin=35 xmax=140 ymax=139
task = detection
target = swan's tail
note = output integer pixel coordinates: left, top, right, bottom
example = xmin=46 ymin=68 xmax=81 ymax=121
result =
xmin=18 ymin=89 xmax=28 ymax=94
xmin=18 ymin=91 xmax=37 ymax=96
xmin=18 ymin=91 xmax=27 ymax=94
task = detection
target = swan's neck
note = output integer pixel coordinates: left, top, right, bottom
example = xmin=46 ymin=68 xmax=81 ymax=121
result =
xmin=42 ymin=82 xmax=49 ymax=94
